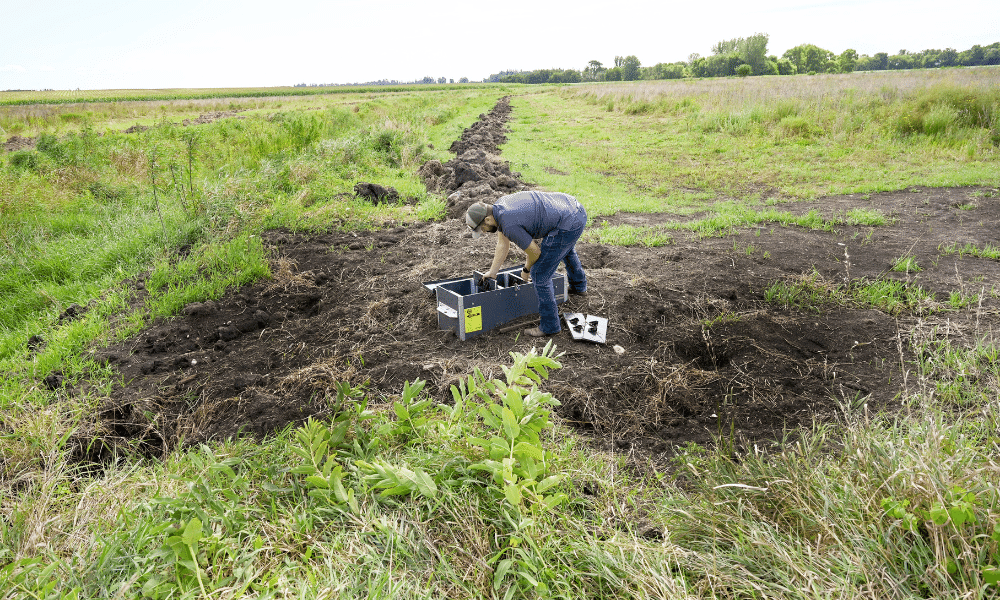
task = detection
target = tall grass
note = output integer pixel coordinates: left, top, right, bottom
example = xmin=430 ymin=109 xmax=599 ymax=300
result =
xmin=574 ymin=67 xmax=999 ymax=114
xmin=572 ymin=68 xmax=1000 ymax=152
xmin=502 ymin=68 xmax=999 ymax=221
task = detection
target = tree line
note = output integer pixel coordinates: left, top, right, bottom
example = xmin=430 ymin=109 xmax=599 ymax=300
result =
xmin=485 ymin=35 xmax=1000 ymax=83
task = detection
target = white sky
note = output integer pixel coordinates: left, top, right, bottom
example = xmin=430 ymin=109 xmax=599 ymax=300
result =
xmin=2 ymin=0 xmax=997 ymax=90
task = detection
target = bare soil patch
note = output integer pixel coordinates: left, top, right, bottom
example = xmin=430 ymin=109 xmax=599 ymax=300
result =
xmin=77 ymin=99 xmax=1000 ymax=463
xmin=4 ymin=135 xmax=35 ymax=152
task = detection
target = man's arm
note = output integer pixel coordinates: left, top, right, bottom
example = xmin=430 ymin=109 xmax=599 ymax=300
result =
xmin=523 ymin=241 xmax=541 ymax=271
xmin=486 ymin=233 xmax=511 ymax=278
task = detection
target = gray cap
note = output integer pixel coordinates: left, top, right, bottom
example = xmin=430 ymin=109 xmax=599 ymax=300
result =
xmin=465 ymin=202 xmax=489 ymax=239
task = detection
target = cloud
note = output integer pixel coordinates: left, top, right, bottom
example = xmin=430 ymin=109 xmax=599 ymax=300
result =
xmin=1 ymin=65 xmax=27 ymax=73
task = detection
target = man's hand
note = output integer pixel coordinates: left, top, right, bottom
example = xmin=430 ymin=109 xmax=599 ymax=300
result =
xmin=477 ymin=275 xmax=496 ymax=292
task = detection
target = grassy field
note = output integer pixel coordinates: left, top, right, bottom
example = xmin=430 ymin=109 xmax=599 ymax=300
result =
xmin=506 ymin=67 xmax=1000 ymax=218
xmin=2 ymin=72 xmax=999 ymax=599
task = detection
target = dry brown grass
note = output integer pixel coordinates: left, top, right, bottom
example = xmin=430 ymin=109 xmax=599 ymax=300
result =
xmin=571 ymin=66 xmax=1000 ymax=111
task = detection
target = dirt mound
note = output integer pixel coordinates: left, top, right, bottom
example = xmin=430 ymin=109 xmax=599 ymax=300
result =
xmin=418 ymin=96 xmax=526 ymax=218
xmin=353 ymin=182 xmax=400 ymax=204
xmin=71 ymin=98 xmax=1000 ymax=465
xmin=181 ymin=110 xmax=246 ymax=126
xmin=4 ymin=135 xmax=36 ymax=152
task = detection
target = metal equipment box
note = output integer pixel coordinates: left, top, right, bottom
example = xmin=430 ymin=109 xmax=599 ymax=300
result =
xmin=424 ymin=266 xmax=567 ymax=340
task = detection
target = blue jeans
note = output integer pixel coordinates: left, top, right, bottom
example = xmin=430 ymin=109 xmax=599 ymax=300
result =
xmin=530 ymin=207 xmax=587 ymax=334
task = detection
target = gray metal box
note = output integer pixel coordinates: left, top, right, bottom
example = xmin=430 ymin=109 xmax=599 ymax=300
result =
xmin=424 ymin=266 xmax=567 ymax=340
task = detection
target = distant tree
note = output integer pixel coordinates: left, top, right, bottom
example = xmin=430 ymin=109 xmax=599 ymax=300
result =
xmin=736 ymin=64 xmax=752 ymax=77
xmin=712 ymin=39 xmax=738 ymax=55
xmin=560 ymin=69 xmax=581 ymax=83
xmin=437 ymin=77 xmax=447 ymax=84
xmin=776 ymin=58 xmax=796 ymax=75
xmin=622 ymin=55 xmax=641 ymax=81
xmin=837 ymin=49 xmax=858 ymax=73
xmin=872 ymin=52 xmax=889 ymax=70
xmin=888 ymin=53 xmax=916 ymax=69
xmin=419 ymin=76 xmax=435 ymax=84
xmin=693 ymin=54 xmax=734 ymax=77
xmin=985 ymin=47 xmax=1000 ymax=65
xmin=459 ymin=77 xmax=469 ymax=83
xmin=583 ymin=60 xmax=605 ymax=81
xmin=486 ymin=70 xmax=523 ymax=83
xmin=687 ymin=53 xmax=701 ymax=66
xmin=938 ymin=48 xmax=959 ymax=66
xmin=527 ymin=69 xmax=554 ymax=84
xmin=960 ymin=45 xmax=985 ymax=66
xmin=689 ymin=57 xmax=708 ymax=78
xmin=614 ymin=56 xmax=624 ymax=68
xmin=604 ymin=67 xmax=623 ymax=81
xmin=737 ymin=33 xmax=769 ymax=77
xmin=660 ymin=63 xmax=686 ymax=79
xmin=783 ymin=44 xmax=835 ymax=74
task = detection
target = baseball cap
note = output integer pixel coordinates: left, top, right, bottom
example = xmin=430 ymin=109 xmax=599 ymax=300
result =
xmin=465 ymin=202 xmax=489 ymax=238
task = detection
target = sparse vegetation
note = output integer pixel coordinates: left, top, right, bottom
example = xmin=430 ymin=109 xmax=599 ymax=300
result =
xmin=892 ymin=253 xmax=922 ymax=273
xmin=940 ymin=241 xmax=1000 ymax=260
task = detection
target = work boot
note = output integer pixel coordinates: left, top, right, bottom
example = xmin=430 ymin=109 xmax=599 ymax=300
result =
xmin=569 ymin=288 xmax=588 ymax=297
xmin=524 ymin=327 xmax=555 ymax=337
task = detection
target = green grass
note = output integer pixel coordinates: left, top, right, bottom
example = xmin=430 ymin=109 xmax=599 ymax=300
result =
xmin=762 ymin=270 xmax=962 ymax=316
xmin=892 ymin=254 xmax=922 ymax=273
xmin=3 ymin=78 xmax=1000 ymax=600
xmin=939 ymin=242 xmax=1000 ymax=261
xmin=846 ymin=207 xmax=891 ymax=226
xmin=503 ymin=69 xmax=999 ymax=227
xmin=584 ymin=223 xmax=675 ymax=246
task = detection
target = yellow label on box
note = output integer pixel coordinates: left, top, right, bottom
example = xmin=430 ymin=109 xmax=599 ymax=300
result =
xmin=464 ymin=306 xmax=482 ymax=332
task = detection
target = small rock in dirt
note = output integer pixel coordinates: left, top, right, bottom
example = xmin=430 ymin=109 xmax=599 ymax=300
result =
xmin=253 ymin=309 xmax=271 ymax=327
xmin=183 ymin=301 xmax=218 ymax=317
xmin=613 ymin=345 xmax=626 ymax=355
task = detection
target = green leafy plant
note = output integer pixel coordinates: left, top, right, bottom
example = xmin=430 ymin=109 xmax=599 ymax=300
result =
xmin=0 ymin=558 xmax=81 ymax=600
xmin=464 ymin=341 xmax=567 ymax=512
xmin=290 ymin=418 xmax=360 ymax=513
xmin=139 ymin=445 xmax=267 ymax=599
xmin=356 ymin=458 xmax=439 ymax=499
xmin=882 ymin=486 xmax=1000 ymax=587
xmin=377 ymin=379 xmax=433 ymax=441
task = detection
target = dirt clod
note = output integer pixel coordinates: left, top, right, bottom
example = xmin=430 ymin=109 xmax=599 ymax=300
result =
xmin=354 ymin=182 xmax=400 ymax=204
